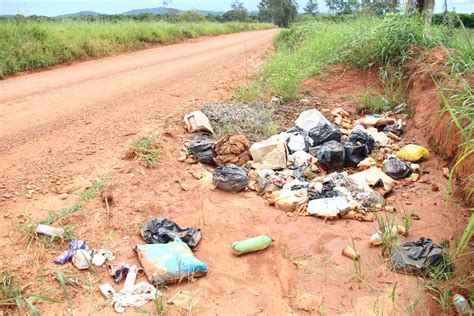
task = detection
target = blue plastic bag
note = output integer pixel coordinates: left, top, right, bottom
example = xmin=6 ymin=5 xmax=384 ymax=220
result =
xmin=136 ymin=239 xmax=208 ymax=285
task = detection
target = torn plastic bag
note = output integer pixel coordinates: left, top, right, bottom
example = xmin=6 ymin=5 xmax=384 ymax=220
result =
xmin=348 ymin=167 xmax=395 ymax=196
xmin=295 ymin=109 xmax=331 ymax=132
xmin=141 ymin=217 xmax=202 ymax=247
xmin=348 ymin=130 xmax=375 ymax=152
xmin=383 ymin=157 xmax=412 ymax=180
xmin=343 ymin=142 xmax=369 ymax=168
xmin=383 ymin=124 xmax=403 ymax=137
xmin=309 ymin=123 xmax=341 ymax=146
xmin=136 ymin=239 xmax=208 ymax=285
xmin=112 ymin=282 xmax=158 ymax=314
xmin=54 ymin=240 xmax=87 ymax=265
xmin=312 ymin=140 xmax=345 ymax=171
xmin=307 ymin=196 xmax=352 ymax=219
xmin=250 ymin=140 xmax=287 ymax=170
xmin=266 ymin=189 xmax=308 ymax=212
xmin=187 ymin=134 xmax=216 ymax=165
xmin=184 ymin=111 xmax=214 ymax=134
xmin=213 ymin=164 xmax=249 ymax=192
xmin=213 ymin=134 xmax=251 ymax=167
xmin=289 ymin=151 xmax=314 ymax=168
xmin=391 ymin=238 xmax=453 ymax=276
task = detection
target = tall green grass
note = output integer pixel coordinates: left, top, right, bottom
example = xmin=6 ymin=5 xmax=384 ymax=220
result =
xmin=240 ymin=15 xmax=472 ymax=101
xmin=0 ymin=20 xmax=273 ymax=78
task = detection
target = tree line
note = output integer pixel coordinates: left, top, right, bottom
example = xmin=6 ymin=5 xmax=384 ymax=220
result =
xmin=2 ymin=0 xmax=473 ymax=29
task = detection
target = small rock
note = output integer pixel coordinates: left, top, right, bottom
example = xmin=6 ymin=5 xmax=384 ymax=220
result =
xmin=180 ymin=183 xmax=189 ymax=191
xmin=401 ymin=192 xmax=409 ymax=199
xmin=431 ymin=184 xmax=440 ymax=192
xmin=442 ymin=167 xmax=450 ymax=178
xmin=294 ymin=293 xmax=324 ymax=312
xmin=58 ymin=193 xmax=68 ymax=200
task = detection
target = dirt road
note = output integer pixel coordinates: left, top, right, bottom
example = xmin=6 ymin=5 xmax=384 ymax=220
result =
xmin=0 ymin=29 xmax=276 ymax=198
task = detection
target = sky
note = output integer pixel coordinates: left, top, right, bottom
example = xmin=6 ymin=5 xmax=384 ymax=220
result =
xmin=0 ymin=0 xmax=472 ymax=16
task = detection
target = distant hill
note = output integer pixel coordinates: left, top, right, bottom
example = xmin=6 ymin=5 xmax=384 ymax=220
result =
xmin=57 ymin=11 xmax=106 ymax=18
xmin=122 ymin=7 xmax=225 ymax=16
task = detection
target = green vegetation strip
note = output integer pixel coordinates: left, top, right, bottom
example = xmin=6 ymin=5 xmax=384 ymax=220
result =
xmin=0 ymin=20 xmax=273 ymax=78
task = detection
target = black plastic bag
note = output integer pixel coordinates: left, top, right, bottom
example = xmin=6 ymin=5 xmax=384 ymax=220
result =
xmin=348 ymin=130 xmax=375 ymax=152
xmin=391 ymin=238 xmax=453 ymax=277
xmin=141 ymin=217 xmax=202 ymax=247
xmin=312 ymin=140 xmax=345 ymax=171
xmin=383 ymin=157 xmax=412 ymax=180
xmin=187 ymin=134 xmax=216 ymax=165
xmin=343 ymin=142 xmax=369 ymax=168
xmin=383 ymin=124 xmax=403 ymax=137
xmin=309 ymin=123 xmax=341 ymax=146
xmin=213 ymin=164 xmax=249 ymax=192
xmin=307 ymin=181 xmax=339 ymax=200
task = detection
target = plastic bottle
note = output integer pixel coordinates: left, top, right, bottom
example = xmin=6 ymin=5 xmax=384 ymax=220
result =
xmin=232 ymin=235 xmax=273 ymax=256
xmin=35 ymin=224 xmax=64 ymax=237
xmin=452 ymin=294 xmax=470 ymax=315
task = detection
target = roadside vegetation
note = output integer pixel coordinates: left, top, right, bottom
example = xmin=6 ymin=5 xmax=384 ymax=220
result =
xmin=0 ymin=20 xmax=273 ymax=78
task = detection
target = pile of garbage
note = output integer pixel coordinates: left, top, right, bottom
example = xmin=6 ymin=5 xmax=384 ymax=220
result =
xmin=183 ymin=107 xmax=428 ymax=221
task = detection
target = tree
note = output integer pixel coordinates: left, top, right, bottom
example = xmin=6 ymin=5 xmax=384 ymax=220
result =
xmin=223 ymin=0 xmax=249 ymax=22
xmin=258 ymin=0 xmax=298 ymax=28
xmin=325 ymin=0 xmax=359 ymax=14
xmin=405 ymin=0 xmax=435 ymax=25
xmin=304 ymin=0 xmax=318 ymax=15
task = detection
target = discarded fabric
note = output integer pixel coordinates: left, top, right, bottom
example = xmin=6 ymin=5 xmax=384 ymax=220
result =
xmin=391 ymin=238 xmax=453 ymax=276
xmin=348 ymin=167 xmax=395 ymax=196
xmin=213 ymin=164 xmax=249 ymax=192
xmin=232 ymin=235 xmax=273 ymax=256
xmin=213 ymin=134 xmax=251 ymax=167
xmin=141 ymin=217 xmax=202 ymax=247
xmin=136 ymin=240 xmax=208 ymax=285
xmin=266 ymin=189 xmax=308 ymax=213
xmin=111 ymin=282 xmax=157 ymax=314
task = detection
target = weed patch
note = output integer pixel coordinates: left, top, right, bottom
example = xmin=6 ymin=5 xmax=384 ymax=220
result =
xmin=129 ymin=135 xmax=160 ymax=168
xmin=80 ymin=176 xmax=110 ymax=201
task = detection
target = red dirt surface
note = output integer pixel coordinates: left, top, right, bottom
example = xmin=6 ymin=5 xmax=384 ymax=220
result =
xmin=0 ymin=34 xmax=470 ymax=315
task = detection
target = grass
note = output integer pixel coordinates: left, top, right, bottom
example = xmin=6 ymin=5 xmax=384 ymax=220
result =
xmin=130 ymin=135 xmax=160 ymax=168
xmin=0 ymin=272 xmax=58 ymax=315
xmin=356 ymin=89 xmax=392 ymax=114
xmin=80 ymin=176 xmax=110 ymax=201
xmin=0 ymin=20 xmax=274 ymax=78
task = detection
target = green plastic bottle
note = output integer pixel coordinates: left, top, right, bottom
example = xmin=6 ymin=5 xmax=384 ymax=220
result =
xmin=232 ymin=235 xmax=273 ymax=256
